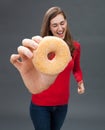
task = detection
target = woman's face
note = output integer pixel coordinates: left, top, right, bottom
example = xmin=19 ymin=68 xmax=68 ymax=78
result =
xmin=50 ymin=14 xmax=67 ymax=39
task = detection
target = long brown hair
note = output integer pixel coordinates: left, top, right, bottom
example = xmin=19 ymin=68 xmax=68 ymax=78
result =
xmin=40 ymin=6 xmax=75 ymax=55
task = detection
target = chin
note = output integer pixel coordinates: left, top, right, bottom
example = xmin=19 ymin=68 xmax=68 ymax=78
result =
xmin=57 ymin=35 xmax=65 ymax=39
xmin=60 ymin=36 xmax=65 ymax=40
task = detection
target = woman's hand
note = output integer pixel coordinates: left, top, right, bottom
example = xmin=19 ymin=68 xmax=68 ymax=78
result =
xmin=77 ymin=81 xmax=85 ymax=94
xmin=10 ymin=36 xmax=57 ymax=94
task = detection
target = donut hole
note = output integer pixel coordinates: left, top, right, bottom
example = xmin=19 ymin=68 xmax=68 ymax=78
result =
xmin=47 ymin=52 xmax=55 ymax=60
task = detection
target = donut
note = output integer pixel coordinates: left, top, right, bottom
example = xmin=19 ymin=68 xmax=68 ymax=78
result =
xmin=32 ymin=36 xmax=72 ymax=75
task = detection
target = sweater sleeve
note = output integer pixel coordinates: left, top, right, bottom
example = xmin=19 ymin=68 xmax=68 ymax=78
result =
xmin=72 ymin=42 xmax=83 ymax=83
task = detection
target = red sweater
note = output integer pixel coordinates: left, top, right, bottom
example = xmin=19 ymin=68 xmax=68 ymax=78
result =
xmin=31 ymin=41 xmax=83 ymax=106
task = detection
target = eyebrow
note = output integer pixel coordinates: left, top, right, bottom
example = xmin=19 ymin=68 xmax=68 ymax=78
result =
xmin=51 ymin=20 xmax=65 ymax=25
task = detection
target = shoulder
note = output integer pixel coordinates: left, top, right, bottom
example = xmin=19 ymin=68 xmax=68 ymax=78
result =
xmin=73 ymin=41 xmax=80 ymax=49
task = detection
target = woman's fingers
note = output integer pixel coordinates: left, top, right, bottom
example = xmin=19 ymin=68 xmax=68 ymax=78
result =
xmin=22 ymin=38 xmax=38 ymax=49
xmin=10 ymin=37 xmax=41 ymax=70
xmin=10 ymin=54 xmax=22 ymax=69
xmin=10 ymin=54 xmax=20 ymax=64
xmin=78 ymin=84 xmax=85 ymax=94
xmin=17 ymin=45 xmax=33 ymax=59
xmin=32 ymin=35 xmax=43 ymax=43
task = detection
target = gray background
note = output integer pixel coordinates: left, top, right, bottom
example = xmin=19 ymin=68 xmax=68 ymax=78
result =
xmin=0 ymin=0 xmax=105 ymax=130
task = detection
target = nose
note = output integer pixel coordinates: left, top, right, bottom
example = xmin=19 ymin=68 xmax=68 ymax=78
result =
xmin=58 ymin=25 xmax=63 ymax=30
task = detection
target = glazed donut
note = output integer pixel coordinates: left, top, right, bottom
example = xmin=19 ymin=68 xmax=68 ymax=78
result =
xmin=32 ymin=36 xmax=72 ymax=75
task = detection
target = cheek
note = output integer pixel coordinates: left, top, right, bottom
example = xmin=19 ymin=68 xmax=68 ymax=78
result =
xmin=50 ymin=28 xmax=57 ymax=34
xmin=63 ymin=22 xmax=67 ymax=30
xmin=63 ymin=24 xmax=67 ymax=30
xmin=50 ymin=25 xmax=57 ymax=32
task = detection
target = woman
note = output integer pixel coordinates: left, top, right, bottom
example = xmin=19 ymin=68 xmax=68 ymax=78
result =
xmin=10 ymin=7 xmax=85 ymax=130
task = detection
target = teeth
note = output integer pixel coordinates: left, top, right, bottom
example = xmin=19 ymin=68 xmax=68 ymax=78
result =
xmin=57 ymin=32 xmax=63 ymax=34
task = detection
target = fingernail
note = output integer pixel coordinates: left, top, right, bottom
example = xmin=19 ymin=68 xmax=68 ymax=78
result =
xmin=25 ymin=51 xmax=33 ymax=58
xmin=31 ymin=41 xmax=38 ymax=49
